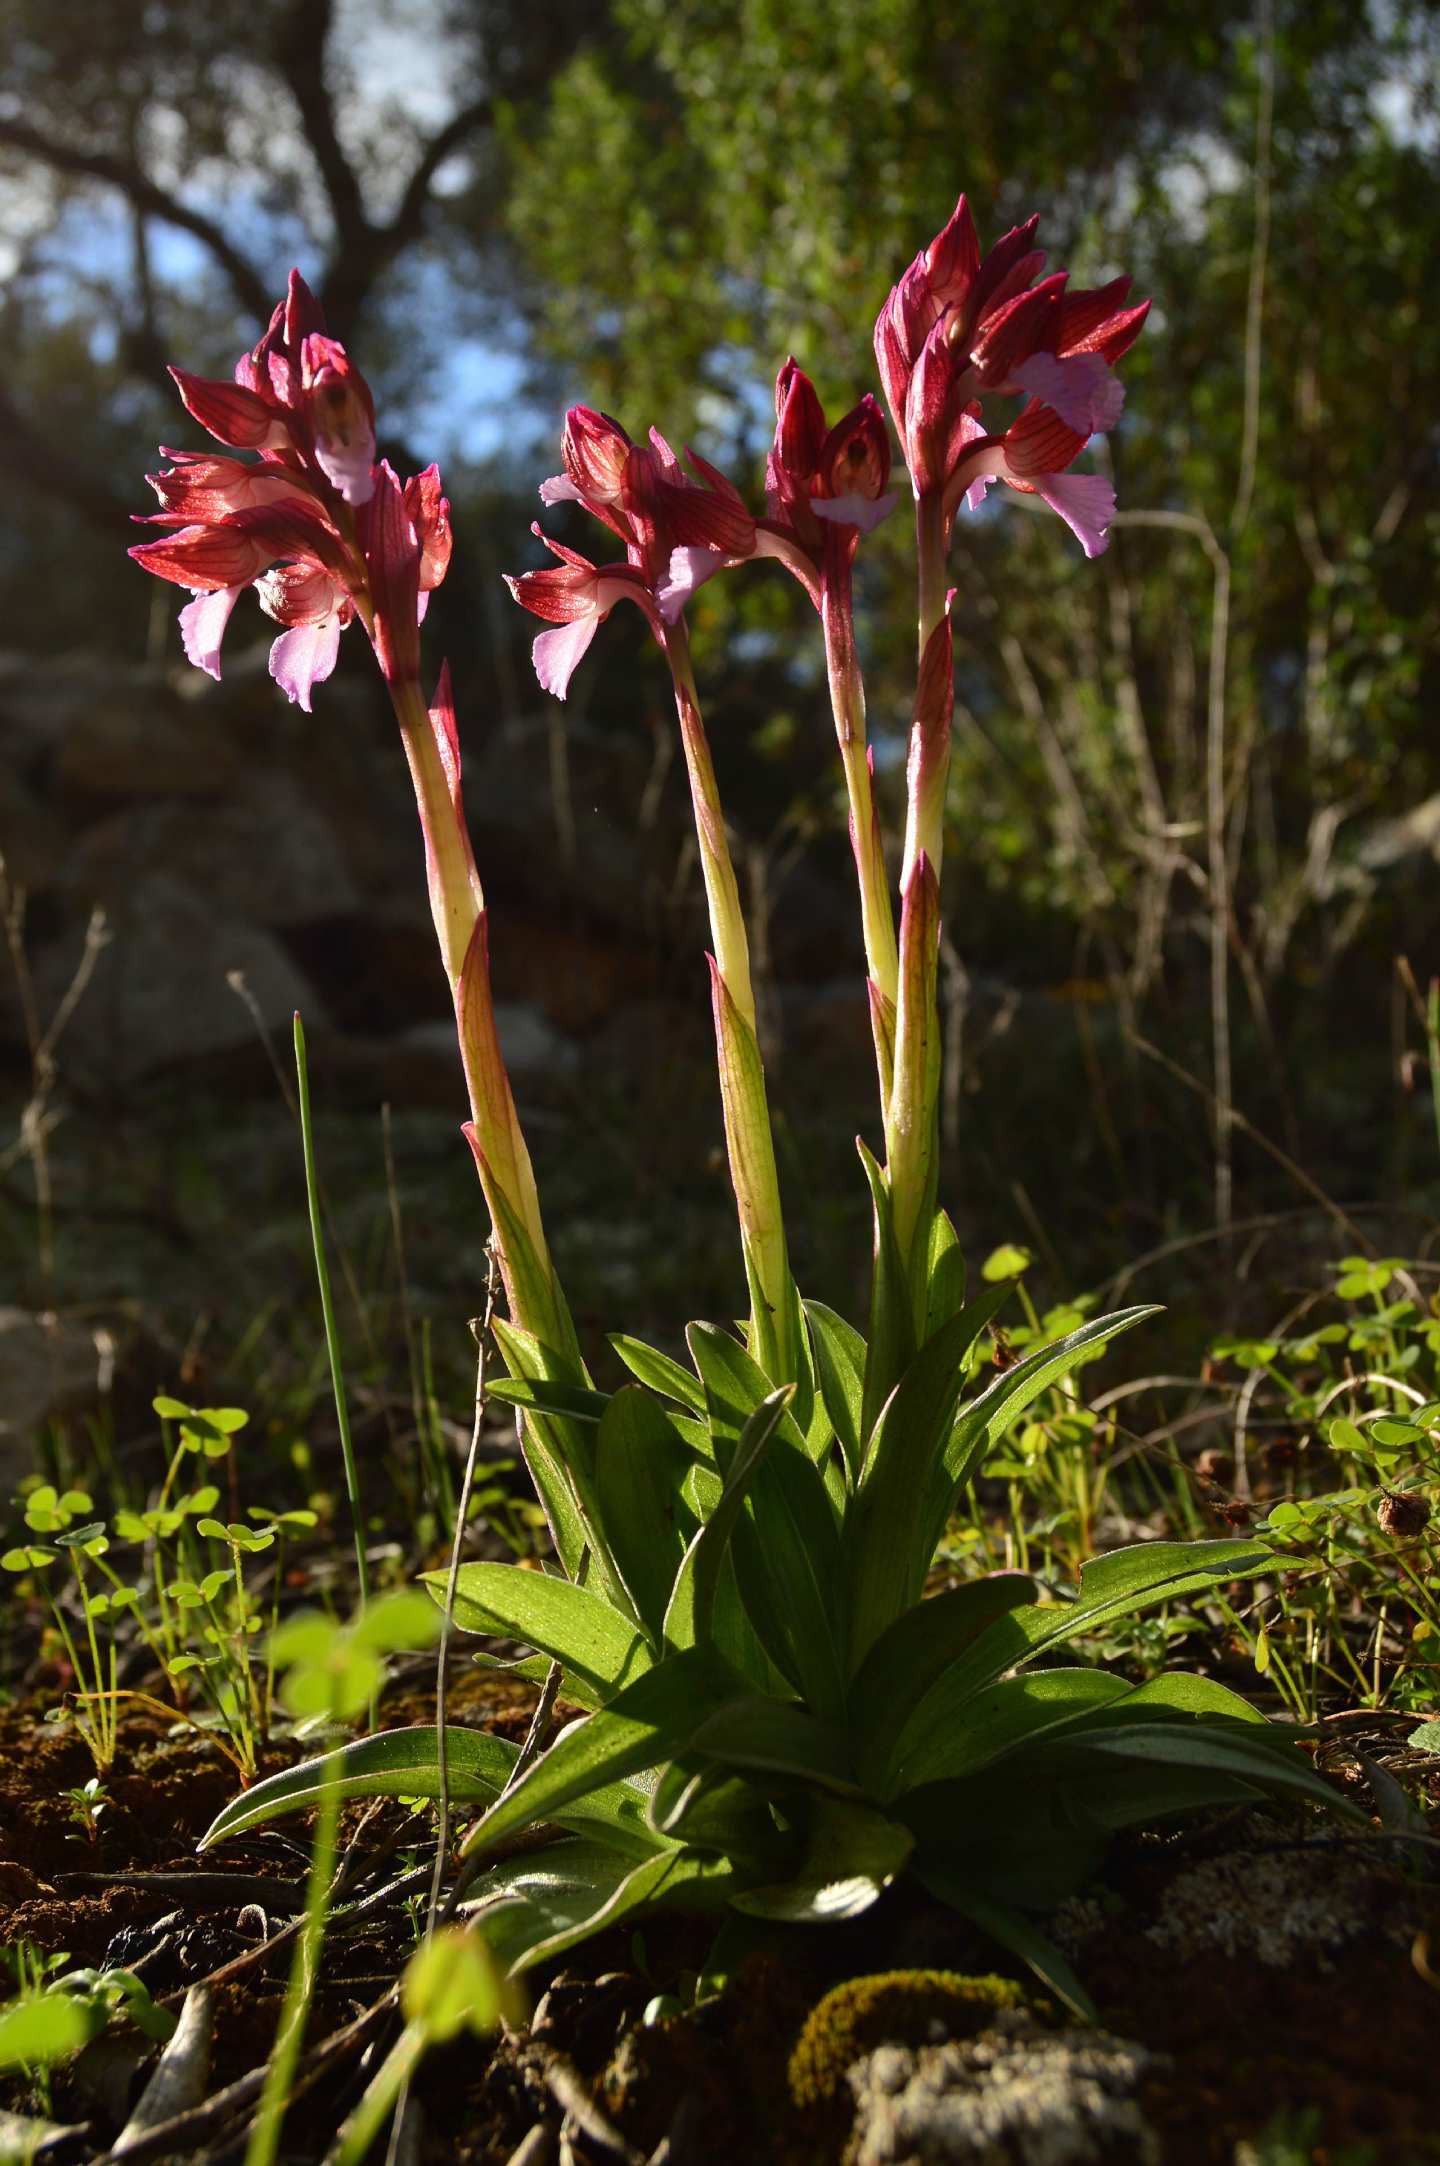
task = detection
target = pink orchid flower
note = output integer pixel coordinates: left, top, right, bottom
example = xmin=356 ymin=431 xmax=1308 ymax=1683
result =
xmin=658 ymin=364 xmax=897 ymax=622
xmin=511 ymin=407 xmax=757 ymax=697
xmin=130 ymin=271 xmax=451 ymax=708
xmin=874 ymin=194 xmax=1148 ymax=553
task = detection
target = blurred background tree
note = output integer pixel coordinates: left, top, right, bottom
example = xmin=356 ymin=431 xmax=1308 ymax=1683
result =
xmin=2 ymin=0 xmax=1438 ymax=1304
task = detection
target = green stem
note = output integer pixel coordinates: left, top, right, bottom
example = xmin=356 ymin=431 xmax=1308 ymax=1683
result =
xmin=660 ymin=620 xmax=795 ymax=1378
xmin=903 ymin=490 xmax=953 ymax=884
xmin=821 ymin=541 xmax=898 ymax=1106
xmin=661 ymin=622 xmax=757 ymax=1023
xmin=294 ymin=1014 xmax=371 ymax=1636
xmin=327 ymin=2022 xmax=427 ymax=2166
xmin=387 ymin=674 xmax=570 ymax=1356
xmin=244 ymin=1751 xmax=343 ymax=2166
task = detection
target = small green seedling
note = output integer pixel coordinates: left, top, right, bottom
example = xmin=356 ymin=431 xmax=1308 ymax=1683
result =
xmin=63 ymin=1776 xmax=109 ymax=1841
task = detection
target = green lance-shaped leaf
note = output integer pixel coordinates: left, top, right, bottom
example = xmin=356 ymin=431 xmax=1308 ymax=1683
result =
xmin=848 ymin=1572 xmax=1041 ymax=1790
xmin=485 ymin=1377 xmax=612 ymax=1425
xmin=471 ymin=1839 xmax=736 ymax=1976
xmin=663 ymin=1385 xmax=794 ymax=1655
xmin=856 ymin=1139 xmax=917 ymax=1443
xmin=917 ymin=1871 xmax=1096 ymax=2021
xmin=804 ymin=1300 xmax=866 ymax=1483
xmin=420 ymin=1560 xmax=654 ymax=1700
xmin=925 ymin=1210 xmax=968 ymax=1340
xmin=880 ymin=1537 xmax=1275 ymax=1798
xmin=880 ymin=1667 xmax=1135 ymax=1794
xmin=1058 ymin=1720 xmax=1350 ymax=1813
xmin=686 ymin=1694 xmax=858 ymax=1792
xmin=646 ymin=1759 xmax=792 ymax=1870
xmin=730 ymin=1793 xmax=913 ymax=1923
xmin=686 ymin=1324 xmax=847 ymax=1719
xmin=490 ymin=1316 xmax=632 ymax=1616
xmin=201 ymin=1726 xmax=663 ymax=1859
xmin=459 ymin=1643 xmax=748 ymax=1857
xmin=944 ymin=1305 xmax=1160 ymax=1495
xmin=911 ymin=1304 xmax=1159 ymax=1574
xmin=846 ymin=1285 xmax=1014 ymax=1665
xmin=200 ymin=1727 xmax=518 ymax=1849
xmin=608 ymin=1334 xmax=707 ymax=1414
xmin=593 ymin=1386 xmax=696 ymax=1640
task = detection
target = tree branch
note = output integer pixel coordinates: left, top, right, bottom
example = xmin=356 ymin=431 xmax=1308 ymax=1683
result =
xmin=0 ymin=379 xmax=132 ymax=532
xmin=389 ymin=97 xmax=494 ymax=250
xmin=0 ymin=118 xmax=272 ymax=323
xmin=273 ymin=0 xmax=371 ymax=261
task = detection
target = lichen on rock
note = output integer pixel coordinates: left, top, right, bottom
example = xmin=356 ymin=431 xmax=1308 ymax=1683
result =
xmin=843 ymin=2010 xmax=1161 ymax=2165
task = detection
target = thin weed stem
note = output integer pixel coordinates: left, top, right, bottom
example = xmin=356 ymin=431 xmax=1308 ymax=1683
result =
xmin=293 ymin=1015 xmax=372 ymax=1648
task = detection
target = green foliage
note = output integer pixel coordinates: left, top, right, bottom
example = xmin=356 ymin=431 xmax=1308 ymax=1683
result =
xmin=209 ymin=1283 xmax=1342 ymax=2009
xmin=1201 ymin=1260 xmax=1440 ymax=1719
xmin=0 ymin=1962 xmax=174 ymax=2074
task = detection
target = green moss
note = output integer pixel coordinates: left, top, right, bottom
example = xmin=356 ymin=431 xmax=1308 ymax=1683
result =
xmin=787 ymin=1968 xmax=1029 ymax=2111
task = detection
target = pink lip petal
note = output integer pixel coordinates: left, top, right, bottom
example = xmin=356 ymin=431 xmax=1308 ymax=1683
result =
xmin=1033 ymin=470 xmax=1116 ymax=558
xmin=1013 ymin=351 xmax=1126 ymax=436
xmin=810 ymin=491 xmax=899 ymax=536
xmin=178 ymin=583 xmax=246 ymax=681
xmin=656 ymin=545 xmax=724 ymax=624
xmin=532 ymin=614 xmax=599 ymax=700
xmin=269 ymin=615 xmax=343 ymax=711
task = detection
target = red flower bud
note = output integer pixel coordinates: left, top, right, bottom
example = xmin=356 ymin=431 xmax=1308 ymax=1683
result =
xmin=774 ymin=359 xmax=827 ymax=483
xmin=168 ymin=368 xmax=289 ymax=452
xmin=818 ymin=396 xmax=891 ymax=504
xmin=561 ymin=406 xmax=633 ymax=503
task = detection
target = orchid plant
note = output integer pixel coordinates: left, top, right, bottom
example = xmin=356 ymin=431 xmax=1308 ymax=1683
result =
xmin=134 ymin=198 xmax=1344 ymax=2016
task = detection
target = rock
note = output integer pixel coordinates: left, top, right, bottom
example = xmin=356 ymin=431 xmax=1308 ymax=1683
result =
xmin=53 ymin=700 xmax=241 ymax=804
xmin=29 ymin=871 xmax=326 ymax=1086
xmin=0 ymin=1308 xmax=109 ymax=1480
xmin=844 ymin=2011 xmax=1161 ymax=2165
xmin=0 ymin=769 xmax=69 ymax=897
xmin=1141 ymin=1827 xmax=1412 ymax=1969
xmin=63 ymin=768 xmax=360 ymax=927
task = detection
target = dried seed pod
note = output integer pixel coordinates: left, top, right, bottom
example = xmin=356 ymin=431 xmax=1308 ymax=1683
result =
xmin=1377 ymin=1491 xmax=1432 ymax=1538
xmin=1194 ymin=1448 xmax=1232 ymax=1484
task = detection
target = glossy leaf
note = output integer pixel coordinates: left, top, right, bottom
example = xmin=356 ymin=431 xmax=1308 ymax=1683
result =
xmin=486 ymin=1376 xmax=612 ymax=1425
xmin=850 ymin=1573 xmax=1038 ymax=1789
xmin=940 ymin=1305 xmax=1159 ymax=1498
xmin=883 ymin=1538 xmax=1275 ymax=1794
xmin=1062 ymin=1721 xmax=1348 ymax=1811
xmin=888 ymin=1667 xmax=1134 ymax=1794
xmin=608 ymin=1334 xmax=706 ymax=1413
xmin=200 ymin=1726 xmax=518 ymax=1848
xmin=422 ymin=1561 xmax=654 ymax=1700
xmin=687 ymin=1324 xmax=847 ymax=1718
xmin=731 ymin=1793 xmax=912 ymax=1921
xmin=804 ymin=1299 xmax=866 ymax=1480
xmin=846 ymin=1285 xmax=1014 ymax=1664
xmin=472 ymin=1838 xmax=736 ymax=1974
xmin=688 ymin=1694 xmax=858 ymax=1791
xmin=646 ymin=1759 xmax=790 ymax=1869
xmin=594 ymin=1387 xmax=695 ymax=1638
xmin=663 ymin=1386 xmax=793 ymax=1654
xmin=460 ymin=1644 xmax=746 ymax=1856
xmin=925 ymin=1211 xmax=967 ymax=1340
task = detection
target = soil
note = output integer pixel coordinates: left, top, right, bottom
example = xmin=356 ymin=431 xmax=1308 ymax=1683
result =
xmin=1 ymin=1686 xmax=1437 ymax=2164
